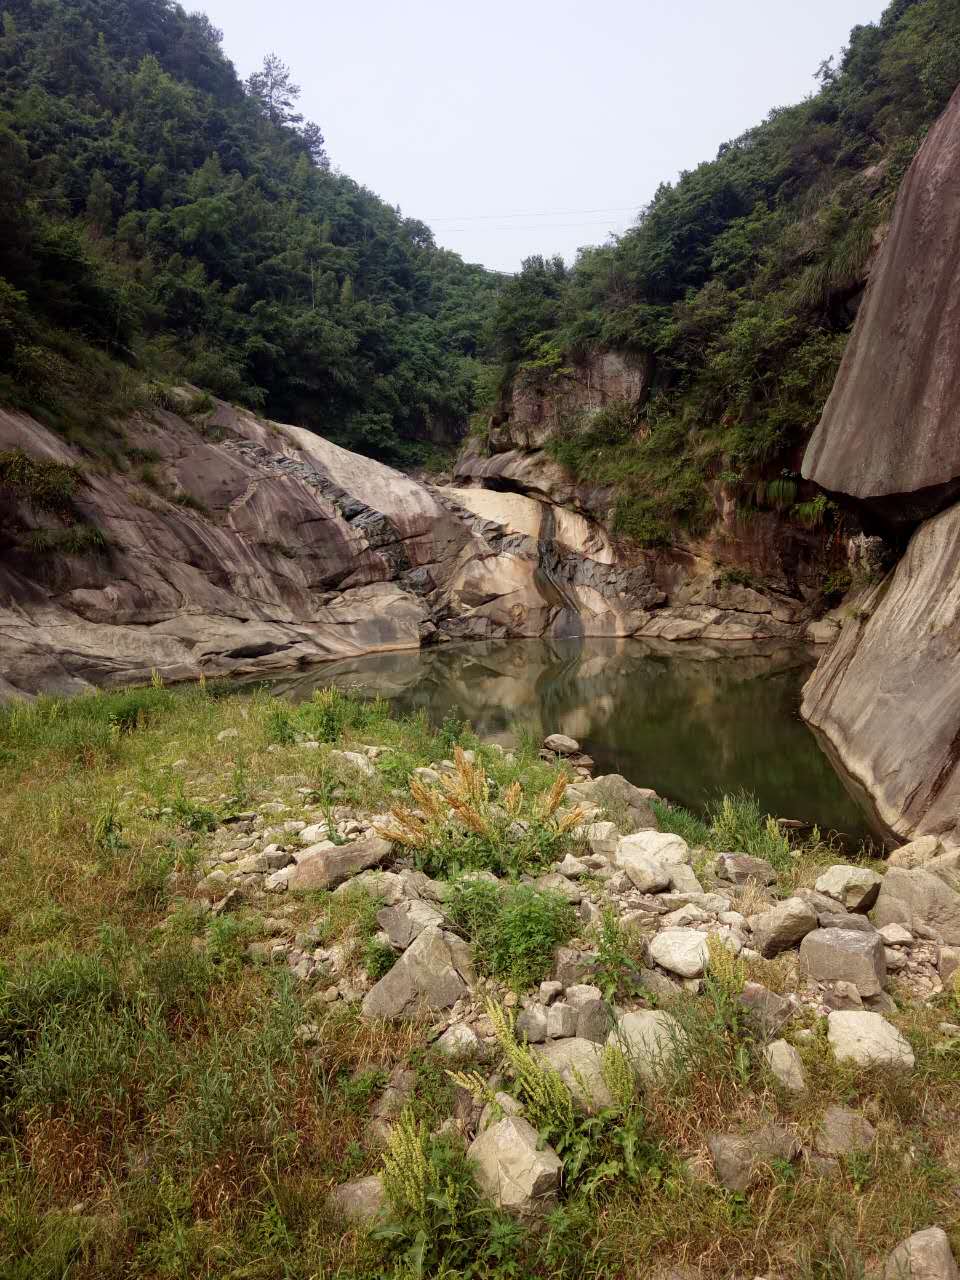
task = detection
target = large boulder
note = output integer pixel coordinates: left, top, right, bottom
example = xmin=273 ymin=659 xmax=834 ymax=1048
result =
xmin=567 ymin=775 xmax=659 ymax=831
xmin=802 ymin=86 xmax=960 ymax=525
xmin=468 ymin=1115 xmax=562 ymax=1216
xmin=648 ymin=928 xmax=711 ymax=978
xmin=814 ymin=865 xmax=882 ymax=913
xmin=361 ymin=927 xmax=474 ymax=1020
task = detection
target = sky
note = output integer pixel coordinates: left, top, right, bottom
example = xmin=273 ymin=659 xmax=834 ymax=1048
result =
xmin=197 ymin=0 xmax=886 ymax=273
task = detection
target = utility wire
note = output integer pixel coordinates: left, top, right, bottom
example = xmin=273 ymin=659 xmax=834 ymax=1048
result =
xmin=426 ymin=204 xmax=641 ymax=222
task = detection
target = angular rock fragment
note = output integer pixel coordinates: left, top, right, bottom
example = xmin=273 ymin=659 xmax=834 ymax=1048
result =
xmin=361 ymin=927 xmax=474 ymax=1020
xmin=827 ymin=1010 xmax=915 ymax=1071
xmin=288 ymin=835 xmax=392 ymax=892
xmin=468 ymin=1116 xmax=562 ymax=1215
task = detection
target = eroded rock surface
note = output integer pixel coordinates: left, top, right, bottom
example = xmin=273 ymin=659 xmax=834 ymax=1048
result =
xmin=803 ymin=87 xmax=960 ymax=524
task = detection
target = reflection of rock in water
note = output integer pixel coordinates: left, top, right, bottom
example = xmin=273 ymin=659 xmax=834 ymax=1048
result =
xmin=268 ymin=637 xmax=874 ymax=844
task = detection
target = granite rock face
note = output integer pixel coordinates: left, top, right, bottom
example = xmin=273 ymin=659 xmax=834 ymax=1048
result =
xmin=802 ymin=87 xmax=960 ymax=524
xmin=801 ymin=504 xmax=960 ymax=845
xmin=0 ymin=396 xmax=666 ymax=698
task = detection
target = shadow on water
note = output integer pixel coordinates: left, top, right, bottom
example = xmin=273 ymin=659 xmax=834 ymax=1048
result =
xmin=270 ymin=637 xmax=879 ymax=847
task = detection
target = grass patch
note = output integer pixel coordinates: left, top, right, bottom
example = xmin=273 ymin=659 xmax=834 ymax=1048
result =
xmin=447 ymin=878 xmax=577 ymax=991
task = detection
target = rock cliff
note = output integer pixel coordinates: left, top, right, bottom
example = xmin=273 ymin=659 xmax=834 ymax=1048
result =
xmin=800 ymin=88 xmax=960 ymax=846
xmin=0 ymin=395 xmax=667 ymax=697
xmin=802 ymin=85 xmax=960 ymax=525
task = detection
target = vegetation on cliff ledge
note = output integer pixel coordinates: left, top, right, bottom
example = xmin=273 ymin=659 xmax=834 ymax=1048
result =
xmin=482 ymin=0 xmax=960 ymax=544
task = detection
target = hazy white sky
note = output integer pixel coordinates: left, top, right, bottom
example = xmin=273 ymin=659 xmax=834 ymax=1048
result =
xmin=197 ymin=0 xmax=885 ymax=272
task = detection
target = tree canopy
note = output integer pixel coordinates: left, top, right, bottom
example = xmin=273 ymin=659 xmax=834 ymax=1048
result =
xmin=0 ymin=0 xmax=499 ymax=462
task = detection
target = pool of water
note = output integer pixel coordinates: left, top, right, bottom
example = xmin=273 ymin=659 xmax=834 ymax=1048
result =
xmin=268 ymin=637 xmax=877 ymax=846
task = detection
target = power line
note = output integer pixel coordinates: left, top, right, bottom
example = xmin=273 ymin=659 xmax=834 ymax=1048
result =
xmin=438 ymin=219 xmax=634 ymax=232
xmin=425 ymin=204 xmax=641 ymax=222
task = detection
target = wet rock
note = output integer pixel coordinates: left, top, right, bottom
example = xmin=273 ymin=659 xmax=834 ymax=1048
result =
xmin=799 ymin=928 xmax=887 ymax=997
xmin=826 ymin=1010 xmax=915 ymax=1071
xmin=468 ymin=1116 xmax=562 ymax=1216
xmin=814 ymin=865 xmax=882 ymax=913
xmin=815 ymin=1105 xmax=876 ymax=1157
xmin=361 ymin=927 xmax=474 ymax=1020
xmin=288 ymin=836 xmax=393 ymax=892
xmin=747 ymin=898 xmax=818 ymax=957
xmin=883 ymin=1227 xmax=959 ymax=1280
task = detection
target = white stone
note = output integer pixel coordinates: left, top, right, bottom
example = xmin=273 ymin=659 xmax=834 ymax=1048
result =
xmin=883 ymin=1227 xmax=959 ymax=1280
xmin=763 ymin=1039 xmax=806 ymax=1094
xmin=617 ymin=830 xmax=690 ymax=867
xmin=815 ymin=864 xmax=883 ymax=912
xmin=616 ymin=849 xmax=670 ymax=893
xmin=584 ymin=822 xmax=619 ymax=859
xmin=827 ymin=1010 xmax=915 ymax=1072
xmin=648 ymin=928 xmax=710 ymax=978
xmin=436 ymin=1023 xmax=483 ymax=1059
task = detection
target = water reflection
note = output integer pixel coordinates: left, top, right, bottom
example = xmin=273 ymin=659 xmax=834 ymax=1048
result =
xmin=272 ymin=638 xmax=876 ymax=845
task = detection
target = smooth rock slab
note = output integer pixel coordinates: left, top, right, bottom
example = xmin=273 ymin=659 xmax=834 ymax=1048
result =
xmin=361 ymin=927 xmax=474 ymax=1020
xmin=883 ymin=1227 xmax=959 ymax=1280
xmin=827 ymin=1010 xmax=915 ymax=1071
xmin=468 ymin=1116 xmax=562 ymax=1216
xmin=799 ymin=927 xmax=887 ymax=997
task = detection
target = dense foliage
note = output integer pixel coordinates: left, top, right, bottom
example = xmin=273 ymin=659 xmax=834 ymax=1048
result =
xmin=483 ymin=0 xmax=960 ymax=544
xmin=0 ymin=0 xmax=498 ymax=462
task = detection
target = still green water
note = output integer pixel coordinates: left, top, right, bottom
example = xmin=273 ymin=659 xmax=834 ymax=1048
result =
xmin=272 ymin=637 xmax=875 ymax=846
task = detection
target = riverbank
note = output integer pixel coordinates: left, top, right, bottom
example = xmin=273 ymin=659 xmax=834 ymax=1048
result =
xmin=1 ymin=682 xmax=958 ymax=1279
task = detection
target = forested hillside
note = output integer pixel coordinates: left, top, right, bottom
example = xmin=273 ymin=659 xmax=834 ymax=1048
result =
xmin=483 ymin=0 xmax=960 ymax=545
xmin=0 ymin=0 xmax=497 ymax=463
